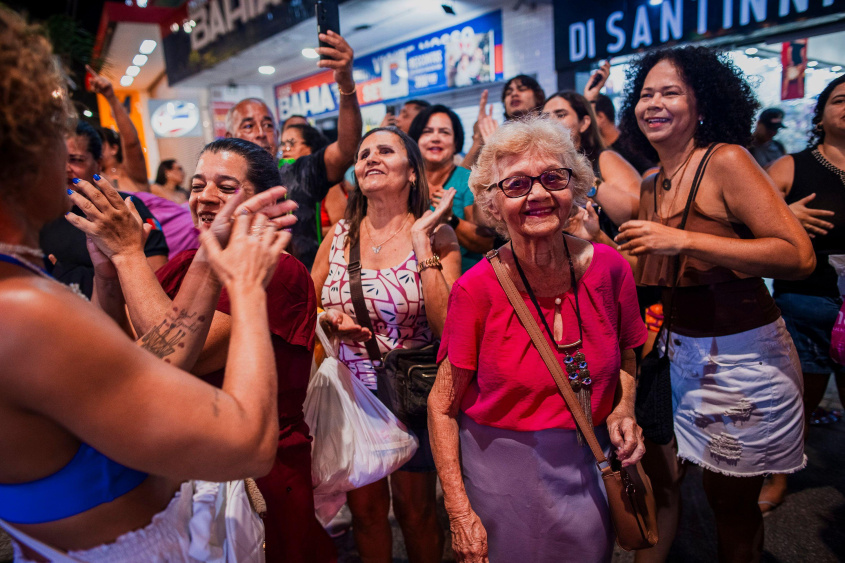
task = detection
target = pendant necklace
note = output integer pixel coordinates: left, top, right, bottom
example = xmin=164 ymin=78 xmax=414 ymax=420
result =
xmin=0 ymin=242 xmax=88 ymax=301
xmin=660 ymin=148 xmax=696 ymax=191
xmin=365 ymin=214 xmax=410 ymax=254
xmin=511 ymin=235 xmax=594 ymax=443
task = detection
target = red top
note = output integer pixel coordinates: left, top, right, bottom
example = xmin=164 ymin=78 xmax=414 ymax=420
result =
xmin=156 ymin=250 xmax=317 ymax=431
xmin=437 ymin=243 xmax=647 ymax=431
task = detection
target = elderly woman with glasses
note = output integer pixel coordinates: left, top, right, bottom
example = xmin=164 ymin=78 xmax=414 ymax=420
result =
xmin=429 ymin=115 xmax=648 ymax=562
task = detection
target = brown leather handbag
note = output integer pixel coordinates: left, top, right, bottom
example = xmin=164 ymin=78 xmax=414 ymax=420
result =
xmin=488 ymin=250 xmax=659 ymax=551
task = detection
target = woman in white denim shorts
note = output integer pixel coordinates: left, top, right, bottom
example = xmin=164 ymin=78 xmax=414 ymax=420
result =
xmin=614 ymin=46 xmax=815 ymax=562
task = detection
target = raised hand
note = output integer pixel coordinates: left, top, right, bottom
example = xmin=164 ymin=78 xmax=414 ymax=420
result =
xmin=412 ymin=188 xmax=456 ymax=242
xmin=86 ymin=65 xmax=116 ymax=101
xmin=317 ymin=31 xmax=355 ymax=92
xmin=66 ymin=175 xmax=150 ymax=260
xmin=475 ymin=90 xmax=498 ymax=144
xmin=789 ymin=193 xmax=835 ymax=238
xmin=565 ymin=202 xmax=600 ymax=241
xmin=583 ymin=60 xmax=611 ymax=101
xmin=320 ymin=308 xmax=372 ymax=342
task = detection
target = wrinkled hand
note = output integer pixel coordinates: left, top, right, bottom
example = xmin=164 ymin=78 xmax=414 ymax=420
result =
xmin=615 ymin=220 xmax=688 ymax=256
xmin=605 ymin=401 xmax=645 ymax=467
xmin=412 ymin=188 xmax=456 ymax=242
xmin=789 ymin=193 xmax=834 ymax=238
xmin=583 ymin=60 xmax=611 ymax=101
xmin=317 ymin=31 xmax=354 ymax=90
xmin=202 ymin=213 xmax=287 ymax=291
xmin=566 ymin=203 xmax=600 ymax=241
xmin=321 ymin=308 xmax=372 ymax=342
xmin=206 ymin=186 xmax=297 ymax=251
xmin=66 ymin=176 xmax=150 ymax=261
xmin=449 ymin=509 xmax=489 ymax=563
xmin=86 ymin=65 xmax=115 ymax=100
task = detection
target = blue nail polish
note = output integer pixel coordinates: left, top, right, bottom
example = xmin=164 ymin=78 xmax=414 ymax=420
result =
xmin=72 ymin=178 xmax=79 ymax=184
xmin=93 ymin=174 xmax=101 ymax=181
xmin=67 ymin=188 xmax=73 ymax=195
xmin=128 ymin=195 xmax=133 ymax=202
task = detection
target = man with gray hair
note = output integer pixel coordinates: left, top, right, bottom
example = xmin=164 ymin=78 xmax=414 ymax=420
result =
xmin=226 ymin=30 xmax=362 ymax=269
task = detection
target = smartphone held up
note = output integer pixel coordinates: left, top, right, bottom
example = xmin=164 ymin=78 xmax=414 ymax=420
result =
xmin=316 ymin=0 xmax=340 ymax=61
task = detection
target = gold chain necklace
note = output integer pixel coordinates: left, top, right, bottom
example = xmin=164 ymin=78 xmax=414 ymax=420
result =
xmin=364 ymin=214 xmax=411 ymax=254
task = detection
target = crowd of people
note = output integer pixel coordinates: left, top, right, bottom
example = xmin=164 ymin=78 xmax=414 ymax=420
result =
xmin=1 ymin=4 xmax=844 ymax=562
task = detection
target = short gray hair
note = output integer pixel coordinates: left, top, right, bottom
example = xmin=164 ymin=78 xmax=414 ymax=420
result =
xmin=469 ymin=115 xmax=594 ymax=238
xmin=224 ymin=98 xmax=273 ymax=136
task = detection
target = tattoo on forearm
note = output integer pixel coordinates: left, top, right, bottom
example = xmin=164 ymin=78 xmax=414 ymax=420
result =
xmin=140 ymin=308 xmax=202 ymax=359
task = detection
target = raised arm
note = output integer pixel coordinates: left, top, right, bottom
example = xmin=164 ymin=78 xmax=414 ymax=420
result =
xmin=1 ymin=212 xmax=288 ymax=482
xmin=429 ymin=358 xmax=489 ymax=562
xmin=87 ymin=66 xmax=149 ymax=192
xmin=617 ymin=145 xmax=815 ymax=280
xmin=318 ymin=32 xmax=362 ymax=184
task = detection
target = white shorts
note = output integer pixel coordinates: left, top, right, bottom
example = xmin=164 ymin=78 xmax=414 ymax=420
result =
xmin=667 ymin=318 xmax=807 ymax=477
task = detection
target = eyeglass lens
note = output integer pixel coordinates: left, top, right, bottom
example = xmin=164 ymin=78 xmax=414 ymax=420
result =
xmin=500 ymin=168 xmax=571 ymax=197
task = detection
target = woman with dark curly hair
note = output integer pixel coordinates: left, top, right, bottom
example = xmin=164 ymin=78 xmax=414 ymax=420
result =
xmin=762 ymin=74 xmax=845 ymax=512
xmin=615 ymin=46 xmax=814 ymax=562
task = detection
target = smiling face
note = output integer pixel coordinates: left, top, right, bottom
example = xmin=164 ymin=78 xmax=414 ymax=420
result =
xmin=418 ymin=112 xmax=456 ymax=168
xmin=543 ymin=97 xmax=590 ymax=149
xmin=189 ymin=150 xmax=255 ymax=230
xmin=491 ymin=151 xmax=573 ymax=241
xmin=504 ymin=79 xmax=540 ymax=118
xmin=354 ymin=131 xmax=416 ymax=199
xmin=821 ymin=83 xmax=845 ymax=140
xmin=635 ymin=59 xmax=698 ymax=148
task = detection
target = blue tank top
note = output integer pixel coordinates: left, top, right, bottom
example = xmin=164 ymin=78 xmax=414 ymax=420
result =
xmin=0 ymin=443 xmax=148 ymax=524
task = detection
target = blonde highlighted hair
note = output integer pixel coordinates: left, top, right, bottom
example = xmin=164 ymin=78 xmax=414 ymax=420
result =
xmin=468 ymin=115 xmax=594 ymax=238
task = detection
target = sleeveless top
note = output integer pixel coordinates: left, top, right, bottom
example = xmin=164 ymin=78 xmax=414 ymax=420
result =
xmin=634 ymin=151 xmax=779 ymax=336
xmin=321 ymin=220 xmax=434 ymax=389
xmin=773 ymin=148 xmax=845 ymax=298
xmin=0 ymin=443 xmax=147 ymax=524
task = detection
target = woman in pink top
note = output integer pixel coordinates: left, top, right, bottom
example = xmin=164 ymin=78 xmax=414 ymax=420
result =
xmin=429 ymin=116 xmax=647 ymax=562
xmin=311 ymin=126 xmax=461 ymax=563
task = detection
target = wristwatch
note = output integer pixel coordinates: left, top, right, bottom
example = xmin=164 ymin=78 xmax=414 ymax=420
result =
xmin=417 ymin=255 xmax=442 ymax=273
xmin=448 ymin=214 xmax=461 ymax=230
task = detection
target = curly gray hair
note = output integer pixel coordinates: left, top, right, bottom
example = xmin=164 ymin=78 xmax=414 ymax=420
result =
xmin=469 ymin=115 xmax=594 ymax=238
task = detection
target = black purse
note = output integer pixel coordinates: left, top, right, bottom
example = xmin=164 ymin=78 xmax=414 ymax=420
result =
xmin=635 ymin=144 xmax=718 ymax=445
xmin=347 ymin=239 xmax=438 ymax=427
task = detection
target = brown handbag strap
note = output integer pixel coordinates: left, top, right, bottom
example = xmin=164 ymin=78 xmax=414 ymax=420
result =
xmin=348 ymin=238 xmax=383 ymax=367
xmin=487 ymin=249 xmax=611 ymax=475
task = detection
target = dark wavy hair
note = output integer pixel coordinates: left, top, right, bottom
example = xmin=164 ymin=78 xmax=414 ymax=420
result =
xmin=809 ymin=74 xmax=845 ymax=148
xmin=345 ymin=127 xmax=430 ymax=250
xmin=618 ymin=46 xmax=758 ymax=163
xmin=502 ymin=74 xmax=546 ymax=120
xmin=407 ymin=103 xmax=465 ymax=155
xmin=100 ymin=127 xmax=122 ymax=163
xmin=201 ymin=138 xmax=281 ymax=193
xmin=155 ymin=159 xmax=176 ymax=185
xmin=76 ymin=121 xmax=103 ymax=161
xmin=544 ymin=91 xmax=606 ymax=166
xmin=284 ymin=123 xmax=328 ymax=153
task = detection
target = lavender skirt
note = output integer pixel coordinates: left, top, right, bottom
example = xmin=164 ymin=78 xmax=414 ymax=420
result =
xmin=459 ymin=415 xmax=614 ymax=562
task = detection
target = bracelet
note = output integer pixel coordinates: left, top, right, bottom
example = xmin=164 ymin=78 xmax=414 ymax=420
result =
xmin=417 ymin=255 xmax=442 ymax=273
xmin=448 ymin=214 xmax=461 ymax=230
xmin=338 ymin=84 xmax=357 ymax=96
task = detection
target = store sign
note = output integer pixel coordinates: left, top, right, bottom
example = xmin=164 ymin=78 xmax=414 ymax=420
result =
xmin=554 ymin=0 xmax=844 ymax=70
xmin=274 ymin=10 xmax=503 ymax=120
xmin=163 ymin=0 xmax=346 ymax=85
xmin=148 ymin=99 xmax=202 ymax=138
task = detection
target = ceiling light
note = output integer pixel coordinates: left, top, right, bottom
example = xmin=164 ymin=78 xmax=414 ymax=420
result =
xmin=808 ymin=61 xmax=818 ymax=67
xmin=258 ymin=65 xmax=275 ymax=75
xmin=139 ymin=40 xmax=157 ymax=54
xmin=133 ymin=54 xmax=148 ymax=66
xmin=745 ymin=47 xmax=758 ymax=55
xmin=137 ymin=0 xmax=148 ymax=6
xmin=120 ymin=76 xmax=134 ymax=87
xmin=649 ymin=0 xmax=662 ymax=5
xmin=301 ymin=48 xmax=318 ymax=59
xmin=183 ymin=22 xmax=193 ymax=33
xmin=125 ymin=65 xmax=141 ymax=77
xmin=833 ymin=66 xmax=843 ymax=72
xmin=170 ymin=23 xmax=179 ymax=33
xmin=83 ymin=109 xmax=93 ymax=118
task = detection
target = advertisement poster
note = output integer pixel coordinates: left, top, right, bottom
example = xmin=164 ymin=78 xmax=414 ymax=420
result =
xmin=211 ymin=101 xmax=235 ymax=139
xmin=148 ymin=99 xmax=202 ymax=138
xmin=275 ymin=10 xmax=503 ymax=120
xmin=781 ymin=39 xmax=808 ymax=101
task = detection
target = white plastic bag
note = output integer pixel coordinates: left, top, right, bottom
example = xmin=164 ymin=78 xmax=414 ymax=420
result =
xmin=304 ymin=315 xmax=418 ymax=518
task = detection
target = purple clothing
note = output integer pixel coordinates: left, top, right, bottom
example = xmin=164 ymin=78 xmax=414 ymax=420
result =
xmin=132 ymin=192 xmax=199 ymax=257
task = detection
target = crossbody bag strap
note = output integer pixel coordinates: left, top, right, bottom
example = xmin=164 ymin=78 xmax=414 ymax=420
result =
xmin=660 ymin=142 xmax=722 ymax=342
xmin=348 ymin=238 xmax=384 ymax=367
xmin=0 ymin=518 xmax=81 ymax=562
xmin=487 ymin=250 xmax=611 ymax=474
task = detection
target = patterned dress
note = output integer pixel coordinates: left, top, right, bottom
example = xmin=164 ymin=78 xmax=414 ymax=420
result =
xmin=321 ymin=220 xmax=433 ymax=390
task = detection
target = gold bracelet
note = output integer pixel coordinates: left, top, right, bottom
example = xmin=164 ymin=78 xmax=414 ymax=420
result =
xmin=338 ymin=84 xmax=357 ymax=96
xmin=417 ymin=255 xmax=442 ymax=273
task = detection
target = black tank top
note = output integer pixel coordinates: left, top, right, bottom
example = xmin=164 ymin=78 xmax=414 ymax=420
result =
xmin=773 ymin=148 xmax=845 ymax=298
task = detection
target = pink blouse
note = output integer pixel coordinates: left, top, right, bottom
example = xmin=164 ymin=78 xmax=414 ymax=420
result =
xmin=437 ymin=242 xmax=647 ymax=431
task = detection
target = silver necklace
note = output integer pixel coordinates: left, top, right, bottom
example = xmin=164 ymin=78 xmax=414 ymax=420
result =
xmin=0 ymin=242 xmax=88 ymax=301
xmin=812 ymin=148 xmax=845 ymax=187
xmin=364 ymin=214 xmax=410 ymax=254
